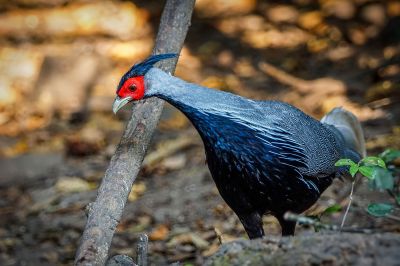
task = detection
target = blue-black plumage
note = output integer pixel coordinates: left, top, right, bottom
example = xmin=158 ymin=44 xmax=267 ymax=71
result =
xmin=113 ymin=54 xmax=366 ymax=238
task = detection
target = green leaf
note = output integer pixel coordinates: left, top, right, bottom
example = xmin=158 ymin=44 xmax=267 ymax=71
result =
xmin=358 ymin=166 xmax=376 ymax=179
xmin=369 ymin=168 xmax=394 ymax=190
xmin=335 ymin=159 xmax=356 ymax=167
xmin=379 ymin=149 xmax=400 ymax=163
xmin=323 ymin=204 xmax=342 ymax=215
xmin=361 ymin=157 xmax=386 ymax=168
xmin=349 ymin=164 xmax=359 ymax=177
xmin=376 ymin=158 xmax=386 ymax=168
xmin=366 ymin=203 xmax=393 ymax=217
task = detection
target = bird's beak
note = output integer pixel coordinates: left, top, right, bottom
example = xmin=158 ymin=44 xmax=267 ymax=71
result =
xmin=112 ymin=96 xmax=132 ymax=114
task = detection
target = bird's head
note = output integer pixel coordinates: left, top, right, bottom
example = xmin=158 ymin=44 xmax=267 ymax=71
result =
xmin=112 ymin=53 xmax=177 ymax=114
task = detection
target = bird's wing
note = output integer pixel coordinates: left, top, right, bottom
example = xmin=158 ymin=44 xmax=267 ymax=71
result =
xmin=228 ymin=101 xmax=340 ymax=179
xmin=227 ymin=113 xmax=325 ymax=193
xmin=204 ymin=99 xmax=340 ymax=180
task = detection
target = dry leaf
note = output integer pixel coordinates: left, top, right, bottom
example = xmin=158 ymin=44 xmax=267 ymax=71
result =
xmin=149 ymin=224 xmax=169 ymax=241
xmin=202 ymin=242 xmax=220 ymax=257
xmin=166 ymin=233 xmax=209 ymax=250
xmin=298 ymin=11 xmax=323 ymax=30
xmin=128 ymin=182 xmax=146 ymax=202
xmin=55 ymin=177 xmax=91 ymax=193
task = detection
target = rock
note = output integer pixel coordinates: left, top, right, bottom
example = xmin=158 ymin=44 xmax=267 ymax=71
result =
xmin=205 ymin=233 xmax=400 ymax=266
xmin=107 ymin=255 xmax=136 ymax=266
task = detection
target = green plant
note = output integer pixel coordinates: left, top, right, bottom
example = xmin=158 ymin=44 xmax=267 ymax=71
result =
xmin=335 ymin=149 xmax=400 ymax=226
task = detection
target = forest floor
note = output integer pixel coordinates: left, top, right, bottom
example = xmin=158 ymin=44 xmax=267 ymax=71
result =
xmin=0 ymin=0 xmax=399 ymax=265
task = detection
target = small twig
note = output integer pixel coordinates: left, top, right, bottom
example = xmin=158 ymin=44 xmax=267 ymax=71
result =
xmin=136 ymin=234 xmax=148 ymax=266
xmin=386 ymin=214 xmax=400 ymax=222
xmin=214 ymin=227 xmax=223 ymax=245
xmin=341 ymin=179 xmax=355 ymax=230
xmin=284 ymin=212 xmax=375 ymax=234
xmin=284 ymin=212 xmax=338 ymax=231
xmin=258 ymin=62 xmax=346 ymax=94
xmin=142 ymin=136 xmax=195 ymax=169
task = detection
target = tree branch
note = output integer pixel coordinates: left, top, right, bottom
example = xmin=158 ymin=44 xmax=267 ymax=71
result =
xmin=340 ymin=179 xmax=355 ymax=230
xmin=74 ymin=1 xmax=196 ymax=265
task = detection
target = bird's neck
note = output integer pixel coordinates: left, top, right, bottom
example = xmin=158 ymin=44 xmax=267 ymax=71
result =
xmin=144 ymin=68 xmax=237 ymax=115
xmin=144 ymin=68 xmax=247 ymax=147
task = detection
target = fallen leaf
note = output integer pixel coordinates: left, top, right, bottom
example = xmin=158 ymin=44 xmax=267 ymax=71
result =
xmin=166 ymin=232 xmax=208 ymax=250
xmin=298 ymin=11 xmax=323 ymax=30
xmin=189 ymin=233 xmax=209 ymax=249
xmin=149 ymin=224 xmax=169 ymax=241
xmin=202 ymin=242 xmax=220 ymax=257
xmin=128 ymin=182 xmax=146 ymax=202
xmin=143 ymin=137 xmax=194 ymax=169
xmin=55 ymin=177 xmax=91 ymax=193
xmin=195 ymin=0 xmax=256 ymax=18
xmin=161 ymin=154 xmax=187 ymax=170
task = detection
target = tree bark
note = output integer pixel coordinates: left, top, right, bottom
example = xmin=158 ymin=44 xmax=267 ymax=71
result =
xmin=74 ymin=1 xmax=196 ymax=265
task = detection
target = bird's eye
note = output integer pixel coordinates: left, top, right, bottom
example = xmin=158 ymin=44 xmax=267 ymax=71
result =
xmin=128 ymin=84 xmax=137 ymax=92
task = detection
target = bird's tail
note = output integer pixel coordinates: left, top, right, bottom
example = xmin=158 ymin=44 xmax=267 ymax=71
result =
xmin=321 ymin=107 xmax=366 ymax=158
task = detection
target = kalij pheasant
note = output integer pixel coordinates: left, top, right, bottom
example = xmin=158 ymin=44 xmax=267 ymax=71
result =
xmin=113 ymin=54 xmax=365 ymax=238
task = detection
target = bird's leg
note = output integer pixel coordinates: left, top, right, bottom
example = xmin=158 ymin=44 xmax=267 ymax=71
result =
xmin=276 ymin=214 xmax=296 ymax=236
xmin=238 ymin=212 xmax=264 ymax=239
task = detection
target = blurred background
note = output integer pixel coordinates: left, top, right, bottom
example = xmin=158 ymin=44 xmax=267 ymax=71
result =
xmin=0 ymin=0 xmax=399 ymax=265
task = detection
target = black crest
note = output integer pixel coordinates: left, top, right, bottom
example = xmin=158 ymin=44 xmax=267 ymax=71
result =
xmin=117 ymin=53 xmax=177 ymax=92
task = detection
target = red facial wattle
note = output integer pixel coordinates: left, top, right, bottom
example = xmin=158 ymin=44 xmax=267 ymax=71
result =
xmin=113 ymin=53 xmax=176 ymax=114
xmin=117 ymin=76 xmax=145 ymax=100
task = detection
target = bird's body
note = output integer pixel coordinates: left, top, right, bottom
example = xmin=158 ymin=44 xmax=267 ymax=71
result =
xmin=113 ymin=54 xmax=365 ymax=238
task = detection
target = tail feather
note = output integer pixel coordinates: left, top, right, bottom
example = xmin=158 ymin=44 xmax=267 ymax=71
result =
xmin=321 ymin=107 xmax=366 ymax=158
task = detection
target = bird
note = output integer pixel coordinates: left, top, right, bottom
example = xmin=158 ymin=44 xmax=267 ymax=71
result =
xmin=113 ymin=54 xmax=366 ymax=238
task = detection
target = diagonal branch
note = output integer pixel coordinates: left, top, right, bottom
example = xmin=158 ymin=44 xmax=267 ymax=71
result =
xmin=75 ymin=1 xmax=196 ymax=265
